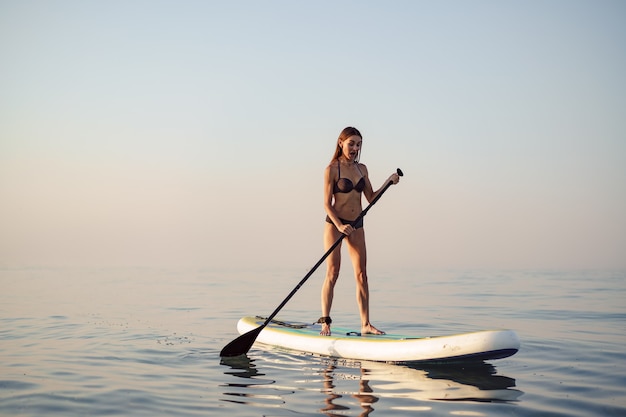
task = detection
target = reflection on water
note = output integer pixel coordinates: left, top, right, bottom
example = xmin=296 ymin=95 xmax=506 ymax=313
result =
xmin=220 ymin=355 xmax=284 ymax=408
xmin=220 ymin=350 xmax=522 ymax=415
xmin=362 ymin=360 xmax=521 ymax=403
xmin=320 ymin=362 xmax=377 ymax=417
xmin=221 ymin=354 xmax=264 ymax=379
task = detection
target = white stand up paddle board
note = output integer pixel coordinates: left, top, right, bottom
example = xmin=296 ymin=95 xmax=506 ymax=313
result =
xmin=237 ymin=316 xmax=520 ymax=362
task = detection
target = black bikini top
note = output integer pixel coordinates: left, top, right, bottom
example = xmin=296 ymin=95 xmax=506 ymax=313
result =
xmin=333 ymin=160 xmax=365 ymax=193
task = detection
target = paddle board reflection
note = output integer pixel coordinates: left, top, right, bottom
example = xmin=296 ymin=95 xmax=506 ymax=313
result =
xmin=220 ymin=350 xmax=523 ymax=414
xmin=318 ymin=359 xmax=521 ymax=415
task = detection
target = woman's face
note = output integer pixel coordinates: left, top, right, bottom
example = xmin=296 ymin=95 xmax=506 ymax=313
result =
xmin=340 ymin=135 xmax=362 ymax=161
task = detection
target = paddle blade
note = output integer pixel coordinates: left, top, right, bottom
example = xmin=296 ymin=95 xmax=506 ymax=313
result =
xmin=220 ymin=325 xmax=264 ymax=357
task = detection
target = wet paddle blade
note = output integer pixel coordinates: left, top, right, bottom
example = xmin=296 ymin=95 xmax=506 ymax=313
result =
xmin=220 ymin=326 xmax=264 ymax=357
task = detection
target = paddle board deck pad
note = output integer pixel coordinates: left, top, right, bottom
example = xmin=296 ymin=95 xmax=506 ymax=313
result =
xmin=237 ymin=316 xmax=520 ymax=363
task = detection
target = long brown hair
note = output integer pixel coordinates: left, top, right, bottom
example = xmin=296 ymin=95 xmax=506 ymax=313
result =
xmin=331 ymin=126 xmax=362 ymax=162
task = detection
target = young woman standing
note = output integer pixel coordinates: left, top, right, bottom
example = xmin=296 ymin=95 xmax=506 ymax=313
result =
xmin=320 ymin=127 xmax=400 ymax=336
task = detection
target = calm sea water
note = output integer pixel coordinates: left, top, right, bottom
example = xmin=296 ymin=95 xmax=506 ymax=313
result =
xmin=1 ymin=267 xmax=624 ymax=416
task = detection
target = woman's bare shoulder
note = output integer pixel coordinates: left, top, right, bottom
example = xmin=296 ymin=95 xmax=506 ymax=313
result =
xmin=324 ymin=162 xmax=337 ymax=181
xmin=325 ymin=161 xmax=339 ymax=173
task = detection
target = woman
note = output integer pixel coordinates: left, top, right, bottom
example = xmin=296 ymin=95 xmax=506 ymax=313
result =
xmin=319 ymin=127 xmax=400 ymax=336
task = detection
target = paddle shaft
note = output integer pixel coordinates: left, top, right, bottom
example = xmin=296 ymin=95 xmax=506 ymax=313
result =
xmin=220 ymin=168 xmax=402 ymax=357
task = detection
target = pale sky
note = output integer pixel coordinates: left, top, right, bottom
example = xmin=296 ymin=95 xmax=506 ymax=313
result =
xmin=1 ymin=1 xmax=625 ymax=270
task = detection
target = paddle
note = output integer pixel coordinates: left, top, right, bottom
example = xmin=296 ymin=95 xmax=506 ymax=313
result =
xmin=220 ymin=168 xmax=404 ymax=357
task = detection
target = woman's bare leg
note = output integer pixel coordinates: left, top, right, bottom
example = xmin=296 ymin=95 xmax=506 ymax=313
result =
xmin=346 ymin=229 xmax=385 ymax=335
xmin=321 ymin=222 xmax=342 ymax=336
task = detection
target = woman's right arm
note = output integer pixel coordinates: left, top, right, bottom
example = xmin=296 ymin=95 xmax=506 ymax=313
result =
xmin=324 ymin=165 xmax=353 ymax=235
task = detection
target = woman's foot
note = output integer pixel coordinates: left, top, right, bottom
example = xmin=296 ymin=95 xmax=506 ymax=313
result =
xmin=318 ymin=316 xmax=332 ymax=336
xmin=362 ymin=323 xmax=385 ymax=335
xmin=320 ymin=323 xmax=331 ymax=336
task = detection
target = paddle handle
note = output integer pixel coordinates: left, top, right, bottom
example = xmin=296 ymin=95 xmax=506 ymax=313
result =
xmin=261 ymin=168 xmax=403 ymax=327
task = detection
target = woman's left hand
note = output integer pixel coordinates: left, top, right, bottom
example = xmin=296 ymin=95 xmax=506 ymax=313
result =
xmin=388 ymin=172 xmax=400 ymax=185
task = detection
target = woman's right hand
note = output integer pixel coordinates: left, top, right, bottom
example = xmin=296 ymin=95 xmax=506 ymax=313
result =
xmin=338 ymin=223 xmax=354 ymax=236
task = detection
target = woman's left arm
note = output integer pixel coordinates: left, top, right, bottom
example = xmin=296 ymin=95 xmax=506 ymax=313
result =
xmin=363 ymin=164 xmax=400 ymax=204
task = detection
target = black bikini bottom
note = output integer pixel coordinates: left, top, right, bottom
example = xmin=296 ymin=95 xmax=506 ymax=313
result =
xmin=325 ymin=215 xmax=364 ymax=229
